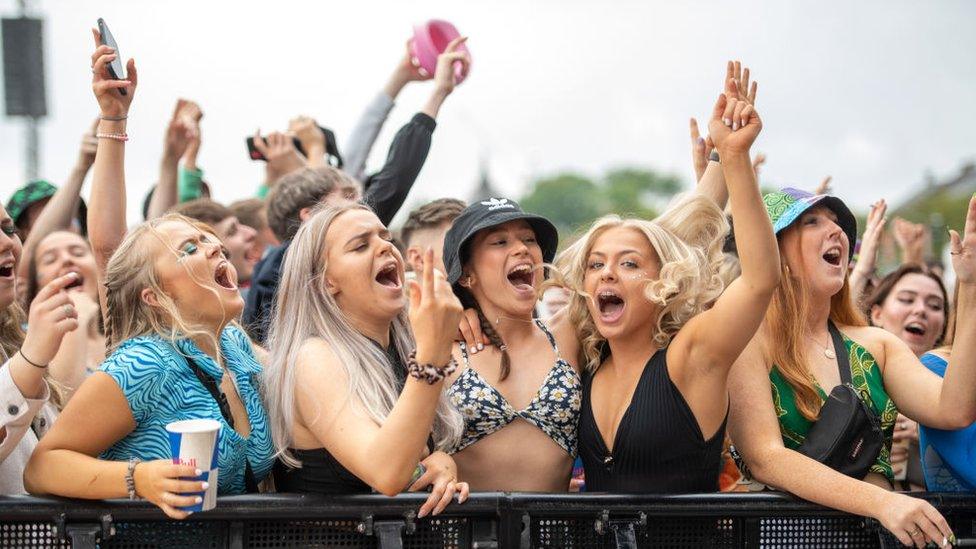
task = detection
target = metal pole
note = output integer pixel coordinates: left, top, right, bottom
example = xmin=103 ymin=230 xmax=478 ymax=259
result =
xmin=25 ymin=116 xmax=38 ymax=181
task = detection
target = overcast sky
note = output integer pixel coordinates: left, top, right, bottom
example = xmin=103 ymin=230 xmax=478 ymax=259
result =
xmin=1 ymin=0 xmax=975 ymax=226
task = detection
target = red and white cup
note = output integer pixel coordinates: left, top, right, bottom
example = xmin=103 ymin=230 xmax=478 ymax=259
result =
xmin=166 ymin=419 xmax=221 ymax=512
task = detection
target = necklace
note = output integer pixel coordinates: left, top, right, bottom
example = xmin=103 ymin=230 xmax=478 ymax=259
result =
xmin=806 ymin=333 xmax=835 ymax=360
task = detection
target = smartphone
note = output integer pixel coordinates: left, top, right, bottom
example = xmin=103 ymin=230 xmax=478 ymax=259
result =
xmin=96 ymin=18 xmax=127 ymax=96
xmin=246 ymin=126 xmax=344 ymax=168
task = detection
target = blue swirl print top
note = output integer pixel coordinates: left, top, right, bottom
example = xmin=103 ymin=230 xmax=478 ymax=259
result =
xmin=100 ymin=325 xmax=275 ymax=495
xmin=448 ymin=319 xmax=581 ymax=456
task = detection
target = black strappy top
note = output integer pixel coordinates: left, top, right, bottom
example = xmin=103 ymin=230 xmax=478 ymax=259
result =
xmin=579 ymin=347 xmax=727 ymax=493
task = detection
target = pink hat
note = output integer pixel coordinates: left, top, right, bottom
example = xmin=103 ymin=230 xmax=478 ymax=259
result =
xmin=410 ymin=19 xmax=471 ymax=84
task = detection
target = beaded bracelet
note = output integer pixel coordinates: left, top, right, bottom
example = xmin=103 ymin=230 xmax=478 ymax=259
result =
xmin=96 ymin=132 xmax=129 ymax=142
xmin=407 ymin=350 xmax=458 ymax=385
xmin=126 ymin=457 xmax=142 ymax=500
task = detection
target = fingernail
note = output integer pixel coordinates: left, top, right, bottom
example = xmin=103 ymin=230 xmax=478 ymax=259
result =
xmin=201 ymin=482 xmax=209 ymax=490
xmin=723 ymin=118 xmax=731 ymax=126
xmin=697 ymin=137 xmax=705 ymax=146
xmin=478 ymin=343 xmax=484 ymax=350
xmin=195 ymin=469 xmax=203 ymax=476
xmin=732 ymin=122 xmax=738 ymax=131
xmin=417 ymin=509 xmax=427 ymax=518
xmin=950 ymin=534 xmax=957 ymax=544
xmin=195 ymin=496 xmax=203 ymax=504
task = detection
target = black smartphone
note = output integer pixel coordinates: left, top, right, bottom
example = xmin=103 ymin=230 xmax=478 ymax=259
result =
xmin=246 ymin=126 xmax=343 ymax=168
xmin=96 ymin=18 xmax=127 ymax=96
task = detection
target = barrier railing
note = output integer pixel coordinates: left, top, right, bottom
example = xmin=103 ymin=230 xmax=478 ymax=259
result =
xmin=2 ymin=492 xmax=974 ymax=548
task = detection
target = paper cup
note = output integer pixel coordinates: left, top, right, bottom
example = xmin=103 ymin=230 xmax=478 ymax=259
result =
xmin=166 ymin=419 xmax=221 ymax=512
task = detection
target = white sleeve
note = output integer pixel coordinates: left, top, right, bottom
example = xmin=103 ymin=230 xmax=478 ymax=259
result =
xmin=343 ymin=91 xmax=396 ymax=183
xmin=0 ymin=360 xmax=50 ymax=463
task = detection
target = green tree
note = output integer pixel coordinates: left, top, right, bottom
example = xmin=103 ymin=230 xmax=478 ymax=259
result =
xmin=519 ymin=173 xmax=603 ymax=236
xmin=602 ymin=168 xmax=683 ymax=220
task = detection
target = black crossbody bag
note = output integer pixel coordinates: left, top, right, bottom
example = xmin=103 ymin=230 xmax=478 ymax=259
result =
xmin=796 ymin=322 xmax=884 ymax=479
xmin=186 ymin=357 xmax=260 ymax=493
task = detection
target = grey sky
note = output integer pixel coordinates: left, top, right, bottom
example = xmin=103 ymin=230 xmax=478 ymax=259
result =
xmin=2 ymin=0 xmax=974 ymax=226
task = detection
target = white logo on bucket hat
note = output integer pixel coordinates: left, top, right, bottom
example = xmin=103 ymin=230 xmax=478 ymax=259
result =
xmin=480 ymin=198 xmax=515 ymax=211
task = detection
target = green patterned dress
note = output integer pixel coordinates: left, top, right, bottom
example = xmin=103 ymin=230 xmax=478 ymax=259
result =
xmin=769 ymin=333 xmax=898 ymax=480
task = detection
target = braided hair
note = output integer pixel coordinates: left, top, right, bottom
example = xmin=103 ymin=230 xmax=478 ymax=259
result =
xmin=459 ymin=287 xmax=512 ymax=382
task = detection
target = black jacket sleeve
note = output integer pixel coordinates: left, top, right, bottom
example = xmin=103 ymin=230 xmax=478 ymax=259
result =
xmin=363 ymin=113 xmax=436 ymax=226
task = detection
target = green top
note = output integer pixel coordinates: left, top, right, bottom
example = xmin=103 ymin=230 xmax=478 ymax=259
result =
xmin=769 ymin=333 xmax=898 ymax=480
xmin=178 ymin=166 xmax=205 ymax=203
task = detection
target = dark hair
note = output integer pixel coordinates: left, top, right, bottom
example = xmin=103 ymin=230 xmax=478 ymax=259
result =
xmin=170 ymin=198 xmax=234 ymax=227
xmin=864 ymin=263 xmax=949 ymax=345
xmin=266 ymin=166 xmax=360 ymax=242
xmin=229 ymin=198 xmax=268 ymax=232
xmin=457 ymin=287 xmax=512 ymax=382
xmin=401 ymin=198 xmax=466 ymax=248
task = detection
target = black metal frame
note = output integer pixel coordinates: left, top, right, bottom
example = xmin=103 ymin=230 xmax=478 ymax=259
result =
xmin=1 ymin=492 xmax=974 ymax=548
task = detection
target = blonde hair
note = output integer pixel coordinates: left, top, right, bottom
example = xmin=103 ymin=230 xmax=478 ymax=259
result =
xmin=264 ymin=203 xmax=462 ymax=467
xmin=102 ymin=213 xmax=232 ymax=361
xmin=763 ymin=228 xmax=866 ymax=421
xmin=555 ymin=193 xmax=728 ymax=372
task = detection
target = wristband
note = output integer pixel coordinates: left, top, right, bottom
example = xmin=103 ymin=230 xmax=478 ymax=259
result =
xmin=100 ymin=113 xmax=128 ymax=121
xmin=96 ymin=132 xmax=129 ymax=142
xmin=18 ymin=349 xmax=47 ymax=369
xmin=126 ymin=457 xmax=142 ymax=500
xmin=407 ymin=350 xmax=458 ymax=385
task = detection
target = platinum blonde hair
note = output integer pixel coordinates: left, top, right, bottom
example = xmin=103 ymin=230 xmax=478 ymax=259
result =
xmin=554 ymin=193 xmax=728 ymax=372
xmin=264 ymin=203 xmax=462 ymax=467
xmin=103 ymin=213 xmax=235 ymax=363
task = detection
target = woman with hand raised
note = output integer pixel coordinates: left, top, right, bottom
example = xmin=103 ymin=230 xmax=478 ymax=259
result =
xmin=265 ymin=203 xmax=468 ymax=518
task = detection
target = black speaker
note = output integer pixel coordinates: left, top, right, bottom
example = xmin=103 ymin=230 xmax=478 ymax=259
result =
xmin=2 ymin=17 xmax=47 ymax=117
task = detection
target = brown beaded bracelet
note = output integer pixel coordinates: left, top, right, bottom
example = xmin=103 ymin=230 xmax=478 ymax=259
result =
xmin=406 ymin=350 xmax=458 ymax=385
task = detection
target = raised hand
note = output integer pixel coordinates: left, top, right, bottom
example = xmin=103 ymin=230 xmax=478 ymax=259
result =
xmin=20 ymin=272 xmax=81 ymax=366
xmin=163 ymin=99 xmax=200 ymax=161
xmin=708 ymin=79 xmax=762 ymax=156
xmin=399 ymin=38 xmax=433 ymax=82
xmin=752 ymin=152 xmax=766 ymax=179
xmin=815 ymin=175 xmax=833 ymax=195
xmin=433 ymin=36 xmax=471 ymax=95
xmin=90 ymin=28 xmax=136 ymax=116
xmin=893 ymin=217 xmax=930 ymax=265
xmin=728 ymin=60 xmax=759 ymax=106
xmin=409 ymin=248 xmax=464 ymax=366
xmin=254 ymin=131 xmax=306 ymax=186
xmin=949 ymin=194 xmax=976 ymax=284
xmin=689 ymin=118 xmax=714 ymax=182
xmin=133 ymin=459 xmax=209 ymax=520
xmin=288 ymin=116 xmax=326 ymax=167
xmin=77 ymin=119 xmax=99 ymax=169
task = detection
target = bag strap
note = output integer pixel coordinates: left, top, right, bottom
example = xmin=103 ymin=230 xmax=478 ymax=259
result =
xmin=185 ymin=356 xmax=260 ymax=493
xmin=826 ymin=321 xmax=852 ymax=385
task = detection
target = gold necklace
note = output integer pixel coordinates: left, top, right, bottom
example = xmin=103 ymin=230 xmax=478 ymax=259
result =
xmin=806 ymin=333 xmax=835 ymax=360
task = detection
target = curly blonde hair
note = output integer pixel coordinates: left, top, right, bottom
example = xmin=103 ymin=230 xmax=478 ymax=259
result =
xmin=554 ymin=194 xmax=728 ymax=372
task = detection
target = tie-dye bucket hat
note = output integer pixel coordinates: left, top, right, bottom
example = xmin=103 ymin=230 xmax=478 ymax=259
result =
xmin=762 ymin=187 xmax=858 ymax=259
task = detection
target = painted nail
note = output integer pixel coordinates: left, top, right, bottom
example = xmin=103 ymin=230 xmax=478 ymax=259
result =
xmin=696 ymin=137 xmax=705 ymax=146
xmin=194 ymin=469 xmax=203 ymax=476
xmin=477 ymin=343 xmax=484 ymax=351
xmin=950 ymin=534 xmax=957 ymax=544
xmin=732 ymin=122 xmax=738 ymax=131
xmin=201 ymin=482 xmax=209 ymax=490
xmin=417 ymin=509 xmax=428 ymax=518
xmin=723 ymin=118 xmax=731 ymax=126
xmin=195 ymin=496 xmax=203 ymax=504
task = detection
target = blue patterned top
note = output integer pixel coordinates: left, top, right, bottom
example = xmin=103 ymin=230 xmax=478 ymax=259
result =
xmin=448 ymin=319 xmax=581 ymax=456
xmin=100 ymin=325 xmax=275 ymax=495
xmin=918 ymin=353 xmax=976 ymax=491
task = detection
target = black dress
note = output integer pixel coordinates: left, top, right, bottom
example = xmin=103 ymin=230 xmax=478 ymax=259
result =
xmin=578 ymin=347 xmax=727 ymax=493
xmin=275 ymin=339 xmax=417 ymax=495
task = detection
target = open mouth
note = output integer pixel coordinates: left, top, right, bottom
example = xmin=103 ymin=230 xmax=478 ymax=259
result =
xmin=506 ymin=264 xmax=535 ymax=291
xmin=904 ymin=321 xmax=927 ymax=337
xmin=597 ymin=289 xmax=626 ymax=323
xmin=213 ymin=261 xmax=237 ymax=290
xmin=375 ymin=262 xmax=401 ymax=289
xmin=822 ymin=247 xmax=842 ymax=267
xmin=0 ymin=260 xmax=13 ymax=279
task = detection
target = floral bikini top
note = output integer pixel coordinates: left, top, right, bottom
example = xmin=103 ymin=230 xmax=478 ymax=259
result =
xmin=448 ymin=319 xmax=582 ymax=457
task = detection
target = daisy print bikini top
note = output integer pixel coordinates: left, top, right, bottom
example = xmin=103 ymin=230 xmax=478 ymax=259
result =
xmin=448 ymin=319 xmax=581 ymax=456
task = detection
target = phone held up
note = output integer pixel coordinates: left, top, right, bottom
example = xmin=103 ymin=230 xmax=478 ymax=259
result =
xmin=246 ymin=127 xmax=344 ymax=169
xmin=96 ymin=18 xmax=127 ymax=96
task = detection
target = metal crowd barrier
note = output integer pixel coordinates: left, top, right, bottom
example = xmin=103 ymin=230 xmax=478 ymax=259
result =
xmin=1 ymin=492 xmax=974 ymax=548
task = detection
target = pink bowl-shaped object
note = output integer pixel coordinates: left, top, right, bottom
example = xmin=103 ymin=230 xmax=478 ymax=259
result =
xmin=411 ymin=19 xmax=471 ymax=84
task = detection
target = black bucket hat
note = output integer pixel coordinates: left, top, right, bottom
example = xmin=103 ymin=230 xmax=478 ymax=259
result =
xmin=442 ymin=197 xmax=559 ymax=287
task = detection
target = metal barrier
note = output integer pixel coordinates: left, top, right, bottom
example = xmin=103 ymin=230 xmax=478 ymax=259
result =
xmin=1 ymin=492 xmax=974 ymax=548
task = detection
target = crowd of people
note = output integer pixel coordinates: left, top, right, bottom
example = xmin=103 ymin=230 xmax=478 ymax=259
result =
xmin=0 ymin=27 xmax=973 ymax=549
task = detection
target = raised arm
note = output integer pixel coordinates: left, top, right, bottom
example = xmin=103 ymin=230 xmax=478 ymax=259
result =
xmin=883 ymin=195 xmax=976 ymax=430
xmin=294 ymin=250 xmax=461 ymax=496
xmin=893 ymin=217 xmax=930 ymax=266
xmin=17 ymin=120 xmax=98 ymax=281
xmin=673 ymin=73 xmax=779 ymax=380
xmin=86 ymin=28 xmax=136 ymax=305
xmin=344 ymin=40 xmax=431 ymax=182
xmin=728 ymin=338 xmax=953 ymax=547
xmin=146 ymin=99 xmax=198 ymax=220
xmin=849 ymin=199 xmax=887 ymax=303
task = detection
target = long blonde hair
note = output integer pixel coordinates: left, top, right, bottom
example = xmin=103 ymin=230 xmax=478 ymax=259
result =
xmin=555 ymin=193 xmax=728 ymax=372
xmin=102 ymin=213 xmax=231 ymax=360
xmin=763 ymin=229 xmax=866 ymax=421
xmin=264 ymin=203 xmax=462 ymax=467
